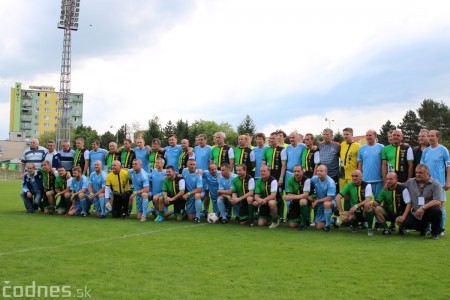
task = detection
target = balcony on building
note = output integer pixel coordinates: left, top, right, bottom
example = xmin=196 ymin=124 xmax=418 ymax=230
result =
xmin=21 ymin=115 xmax=32 ymax=122
xmin=71 ymin=95 xmax=83 ymax=102
xmin=21 ymin=92 xmax=33 ymax=98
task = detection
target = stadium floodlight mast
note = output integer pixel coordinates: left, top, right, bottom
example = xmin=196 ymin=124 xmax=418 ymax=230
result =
xmin=56 ymin=0 xmax=80 ymax=150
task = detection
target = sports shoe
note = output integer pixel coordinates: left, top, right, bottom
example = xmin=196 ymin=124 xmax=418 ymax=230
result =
xmin=221 ymin=219 xmax=228 ymax=224
xmin=382 ymin=229 xmax=391 ymax=235
xmin=351 ymin=226 xmax=358 ymax=233
xmin=432 ymin=234 xmax=440 ymax=240
xmin=154 ymin=215 xmax=162 ymax=222
xmin=367 ymin=229 xmax=373 ymax=236
xmin=141 ymin=217 xmax=147 ymax=222
xmin=193 ymin=217 xmax=200 ymax=223
xmin=269 ymin=221 xmax=280 ymax=229
xmin=298 ymin=224 xmax=306 ymax=231
xmin=122 ymin=213 xmax=127 ymax=219
xmin=440 ymin=230 xmax=446 ymax=237
xmin=373 ymin=222 xmax=380 ymax=231
xmin=80 ymin=212 xmax=87 ymax=217
xmin=99 ymin=214 xmax=106 ymax=219
xmin=155 ymin=216 xmax=165 ymax=223
xmin=332 ymin=217 xmax=340 ymax=228
xmin=247 ymin=222 xmax=254 ymax=227
xmin=324 ymin=226 xmax=331 ymax=232
xmin=399 ymin=227 xmax=406 ymax=235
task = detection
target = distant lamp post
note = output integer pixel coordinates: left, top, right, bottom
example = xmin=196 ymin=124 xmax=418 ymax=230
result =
xmin=325 ymin=117 xmax=334 ymax=129
xmin=110 ymin=125 xmax=118 ymax=143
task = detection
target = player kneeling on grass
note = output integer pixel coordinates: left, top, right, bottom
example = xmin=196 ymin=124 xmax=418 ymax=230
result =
xmin=309 ymin=165 xmax=336 ymax=231
xmin=284 ymin=165 xmax=311 ymax=230
xmin=160 ymin=166 xmax=186 ymax=222
xmin=181 ymin=159 xmax=203 ymax=223
xmin=21 ymin=163 xmax=44 ymax=213
xmin=88 ymin=160 xmax=107 ymax=218
xmin=216 ymin=163 xmax=237 ymax=224
xmin=68 ymin=166 xmax=89 ymax=216
xmin=336 ymin=170 xmax=375 ymax=236
xmin=54 ymin=166 xmax=72 ymax=215
xmin=39 ymin=160 xmax=58 ymax=214
xmin=106 ymin=161 xmax=133 ymax=219
xmin=255 ymin=165 xmax=280 ymax=228
xmin=230 ymin=164 xmax=255 ymax=226
xmin=127 ymin=159 xmax=150 ymax=221
xmin=150 ymin=158 xmax=171 ymax=222
xmin=373 ymin=172 xmax=412 ymax=235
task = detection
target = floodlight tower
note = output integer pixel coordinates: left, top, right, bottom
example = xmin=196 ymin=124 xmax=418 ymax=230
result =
xmin=56 ymin=0 xmax=80 ymax=150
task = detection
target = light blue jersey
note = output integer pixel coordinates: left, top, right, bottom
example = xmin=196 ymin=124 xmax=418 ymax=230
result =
xmin=149 ymin=169 xmax=167 ymax=196
xmin=164 ymin=145 xmax=183 ymax=172
xmin=128 ymin=169 xmax=150 ymax=191
xmin=89 ymin=171 xmax=107 ymax=193
xmin=308 ymin=175 xmax=336 ymax=224
xmin=421 ymin=145 xmax=450 ymax=187
xmin=357 ymin=143 xmax=384 ymax=183
xmin=202 ymin=170 xmax=221 ymax=200
xmin=181 ymin=168 xmax=203 ymax=193
xmin=218 ymin=173 xmax=237 ymax=191
xmin=194 ymin=145 xmax=212 ymax=170
xmin=286 ymin=143 xmax=306 ymax=172
xmin=89 ymin=148 xmax=108 ymax=172
xmin=251 ymin=145 xmax=269 ymax=179
xmin=134 ymin=147 xmax=150 ymax=173
xmin=70 ymin=175 xmax=89 ymax=192
xmin=308 ymin=176 xmax=336 ymax=202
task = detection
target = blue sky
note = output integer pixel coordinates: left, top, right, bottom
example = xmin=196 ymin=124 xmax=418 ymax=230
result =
xmin=1 ymin=0 xmax=450 ymax=140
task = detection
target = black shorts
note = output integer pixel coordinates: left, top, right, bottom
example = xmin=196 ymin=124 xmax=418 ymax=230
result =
xmin=239 ymin=198 xmax=249 ymax=220
xmin=287 ymin=200 xmax=300 ymax=222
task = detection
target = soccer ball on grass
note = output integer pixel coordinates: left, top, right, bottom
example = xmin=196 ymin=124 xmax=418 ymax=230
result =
xmin=207 ymin=213 xmax=219 ymax=224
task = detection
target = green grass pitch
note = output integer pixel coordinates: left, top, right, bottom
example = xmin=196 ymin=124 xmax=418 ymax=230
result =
xmin=1 ymin=181 xmax=449 ymax=299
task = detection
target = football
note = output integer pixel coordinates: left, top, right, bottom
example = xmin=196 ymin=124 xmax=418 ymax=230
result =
xmin=207 ymin=213 xmax=219 ymax=224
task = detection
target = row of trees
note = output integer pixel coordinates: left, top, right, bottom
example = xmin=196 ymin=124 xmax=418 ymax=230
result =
xmin=39 ymin=115 xmax=258 ymax=148
xmin=38 ymin=99 xmax=449 ymax=149
xmin=378 ymin=99 xmax=450 ymax=147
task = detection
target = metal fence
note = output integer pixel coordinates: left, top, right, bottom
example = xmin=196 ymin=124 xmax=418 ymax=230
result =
xmin=0 ymin=170 xmax=22 ymax=181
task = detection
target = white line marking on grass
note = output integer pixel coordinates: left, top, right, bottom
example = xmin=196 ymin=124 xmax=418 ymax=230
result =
xmin=0 ymin=223 xmax=206 ymax=257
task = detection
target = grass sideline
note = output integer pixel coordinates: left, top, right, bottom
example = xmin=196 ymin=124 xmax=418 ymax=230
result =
xmin=1 ymin=181 xmax=449 ymax=299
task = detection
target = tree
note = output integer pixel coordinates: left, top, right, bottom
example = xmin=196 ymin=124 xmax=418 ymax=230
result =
xmin=116 ymin=124 xmax=128 ymax=144
xmin=72 ymin=125 xmax=100 ymax=149
xmin=237 ymin=115 xmax=257 ymax=136
xmin=37 ymin=131 xmax=57 ymax=145
xmin=398 ymin=110 xmax=421 ymax=146
xmin=142 ymin=115 xmax=163 ymax=145
xmin=188 ymin=120 xmax=238 ymax=146
xmin=99 ymin=131 xmax=116 ymax=148
xmin=174 ymin=119 xmax=189 ymax=142
xmin=315 ymin=133 xmax=323 ymax=143
xmin=378 ymin=120 xmax=397 ymax=145
xmin=219 ymin=122 xmax=238 ymax=146
xmin=163 ymin=120 xmax=175 ymax=144
xmin=333 ymin=130 xmax=344 ymax=143
xmin=417 ymin=99 xmax=450 ymax=145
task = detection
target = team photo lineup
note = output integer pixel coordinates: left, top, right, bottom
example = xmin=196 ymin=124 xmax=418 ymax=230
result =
xmin=20 ymin=127 xmax=450 ymax=239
